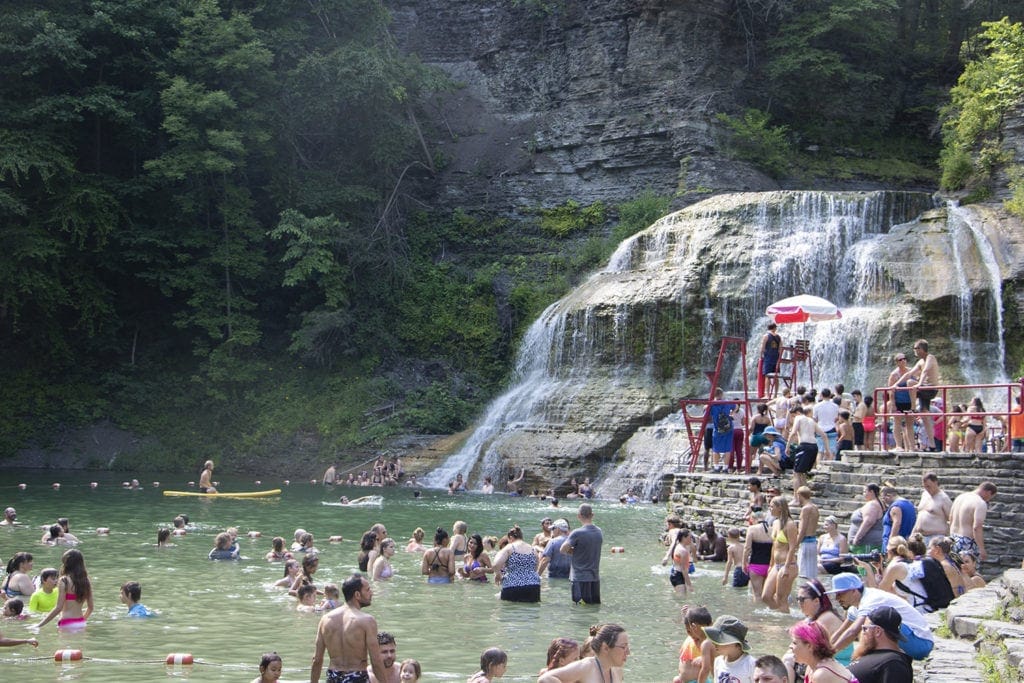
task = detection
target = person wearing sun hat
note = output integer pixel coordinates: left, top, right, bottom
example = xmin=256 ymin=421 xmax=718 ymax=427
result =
xmin=826 ymin=572 xmax=934 ymax=660
xmin=756 ymin=426 xmax=788 ymax=476
xmin=704 ymin=615 xmax=756 ymax=681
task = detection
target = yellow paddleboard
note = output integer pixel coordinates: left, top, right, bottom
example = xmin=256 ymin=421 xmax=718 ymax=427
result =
xmin=162 ymin=489 xmax=282 ymax=498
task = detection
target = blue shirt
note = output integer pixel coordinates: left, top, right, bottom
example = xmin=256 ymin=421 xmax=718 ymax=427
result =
xmin=882 ymin=498 xmax=917 ymax=549
xmin=543 ymin=536 xmax=572 ymax=579
xmin=127 ymin=603 xmax=154 ymax=617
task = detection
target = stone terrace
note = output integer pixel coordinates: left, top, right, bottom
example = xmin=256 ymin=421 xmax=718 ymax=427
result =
xmin=668 ymin=450 xmax=1024 ymax=568
xmin=669 ymin=451 xmax=1024 ymax=681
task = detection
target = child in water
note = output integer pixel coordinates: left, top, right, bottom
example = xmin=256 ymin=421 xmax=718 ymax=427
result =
xmin=468 ymin=647 xmax=507 ymax=683
xmin=674 ymin=606 xmax=714 ymax=683
xmin=400 ymin=658 xmax=422 ymax=682
xmin=252 ymin=652 xmax=282 ymax=683
xmin=2 ymin=599 xmax=26 ymax=619
xmin=121 ymin=581 xmax=155 ymax=617
xmin=318 ymin=583 xmax=340 ymax=612
xmin=295 ymin=584 xmax=317 ymax=612
xmin=721 ymin=528 xmax=747 ymax=587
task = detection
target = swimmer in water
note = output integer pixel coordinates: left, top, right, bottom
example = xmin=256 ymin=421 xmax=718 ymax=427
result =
xmin=37 ymin=548 xmax=93 ymax=630
xmin=3 ymin=553 xmax=35 ymax=598
xmin=252 ymin=651 xmax=283 ymax=683
xmin=399 ymin=658 xmax=422 ymax=682
xmin=3 ymin=599 xmax=25 ymax=619
xmin=295 ymin=583 xmax=318 ymax=612
xmin=120 ymin=581 xmax=155 ymax=617
xmin=198 ymin=460 xmax=217 ymax=493
xmin=266 ymin=536 xmax=290 ymax=561
xmin=318 ymin=583 xmax=340 ymax=611
xmin=274 ymin=560 xmax=301 ymax=588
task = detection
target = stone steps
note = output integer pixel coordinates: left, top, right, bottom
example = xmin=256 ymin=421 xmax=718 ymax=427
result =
xmin=669 ymin=449 xmax=1024 ymax=569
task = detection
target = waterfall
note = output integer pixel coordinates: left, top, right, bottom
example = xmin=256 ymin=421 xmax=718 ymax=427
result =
xmin=424 ymin=191 xmax=1010 ymax=494
xmin=947 ymin=203 xmax=1008 ymax=385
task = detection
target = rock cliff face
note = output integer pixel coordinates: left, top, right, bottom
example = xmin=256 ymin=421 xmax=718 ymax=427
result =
xmin=427 ymin=191 xmax=1024 ymax=493
xmin=388 ymin=0 xmax=774 ymax=211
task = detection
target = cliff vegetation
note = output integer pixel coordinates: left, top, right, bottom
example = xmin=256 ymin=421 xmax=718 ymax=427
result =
xmin=0 ymin=0 xmax=1021 ymax=470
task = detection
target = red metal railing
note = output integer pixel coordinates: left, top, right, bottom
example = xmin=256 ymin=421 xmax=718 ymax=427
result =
xmin=871 ymin=379 xmax=1024 ymax=451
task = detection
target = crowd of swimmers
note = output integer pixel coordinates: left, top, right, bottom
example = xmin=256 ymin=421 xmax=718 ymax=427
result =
xmin=0 ymin=461 xmax=1003 ymax=682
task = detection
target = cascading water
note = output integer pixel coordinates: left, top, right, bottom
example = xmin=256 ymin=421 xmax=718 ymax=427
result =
xmin=947 ymin=202 xmax=1008 ymax=385
xmin=425 ymin=191 xmax=1010 ymax=496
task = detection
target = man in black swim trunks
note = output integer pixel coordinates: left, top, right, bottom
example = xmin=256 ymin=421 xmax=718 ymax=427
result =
xmin=310 ymin=573 xmax=386 ymax=683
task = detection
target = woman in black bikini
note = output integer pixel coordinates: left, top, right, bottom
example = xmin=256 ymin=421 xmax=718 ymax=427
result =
xmin=420 ymin=527 xmax=455 ymax=583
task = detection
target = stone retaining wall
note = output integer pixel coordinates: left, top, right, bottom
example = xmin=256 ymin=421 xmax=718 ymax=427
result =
xmin=668 ymin=450 xmax=1024 ymax=569
xmin=669 ymin=451 xmax=1024 ymax=680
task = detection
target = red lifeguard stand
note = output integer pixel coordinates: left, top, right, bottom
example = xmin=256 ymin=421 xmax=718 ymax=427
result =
xmin=679 ymin=337 xmax=755 ymax=472
xmin=763 ymin=339 xmax=813 ymax=398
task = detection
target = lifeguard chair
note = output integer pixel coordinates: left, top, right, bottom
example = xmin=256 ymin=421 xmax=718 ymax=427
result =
xmin=763 ymin=339 xmax=813 ymax=398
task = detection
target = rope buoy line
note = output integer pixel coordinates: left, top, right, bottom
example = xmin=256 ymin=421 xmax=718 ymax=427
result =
xmin=0 ymin=652 xmax=254 ymax=670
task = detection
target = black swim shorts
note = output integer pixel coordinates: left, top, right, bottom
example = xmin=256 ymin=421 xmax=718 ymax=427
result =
xmin=917 ymin=388 xmax=938 ymax=409
xmin=793 ymin=443 xmax=818 ymax=473
xmin=327 ymin=670 xmax=369 ymax=683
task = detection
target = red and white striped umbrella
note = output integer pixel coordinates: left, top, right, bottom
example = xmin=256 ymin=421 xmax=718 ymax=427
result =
xmin=765 ymin=295 xmax=842 ymax=324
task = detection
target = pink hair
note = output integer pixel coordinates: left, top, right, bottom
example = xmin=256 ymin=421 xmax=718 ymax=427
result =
xmin=790 ymin=621 xmax=836 ymax=660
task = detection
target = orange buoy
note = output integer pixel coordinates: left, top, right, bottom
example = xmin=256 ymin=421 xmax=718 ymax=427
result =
xmin=610 ymin=547 xmax=625 ymax=553
xmin=54 ymin=649 xmax=83 ymax=662
xmin=166 ymin=653 xmax=194 ymax=666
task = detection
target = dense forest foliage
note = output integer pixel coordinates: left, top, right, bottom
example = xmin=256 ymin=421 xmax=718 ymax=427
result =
xmin=0 ymin=0 xmax=1021 ymax=467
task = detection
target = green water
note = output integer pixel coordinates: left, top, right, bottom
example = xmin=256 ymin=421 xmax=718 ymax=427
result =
xmin=0 ymin=471 xmax=793 ymax=681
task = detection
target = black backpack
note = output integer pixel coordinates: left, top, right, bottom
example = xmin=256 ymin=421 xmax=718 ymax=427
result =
xmin=715 ymin=410 xmax=731 ymax=432
xmin=895 ymin=557 xmax=955 ymax=612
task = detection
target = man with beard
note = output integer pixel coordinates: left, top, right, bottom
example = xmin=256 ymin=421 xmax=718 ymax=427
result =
xmin=368 ymin=632 xmax=399 ymax=683
xmin=310 ymin=573 xmax=387 ymax=683
xmin=827 ymin=573 xmax=934 ymax=661
xmin=848 ymin=606 xmax=914 ymax=682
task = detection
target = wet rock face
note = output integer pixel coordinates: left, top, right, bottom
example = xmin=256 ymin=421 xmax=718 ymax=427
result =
xmin=388 ymin=0 xmax=774 ymax=211
xmin=439 ymin=190 xmax=1024 ymax=488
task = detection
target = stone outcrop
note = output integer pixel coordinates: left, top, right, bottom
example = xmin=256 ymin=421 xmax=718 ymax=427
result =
xmin=387 ymin=0 xmax=774 ymax=212
xmin=430 ymin=189 xmax=1024 ymax=489
xmin=946 ymin=569 xmax=1024 ymax=681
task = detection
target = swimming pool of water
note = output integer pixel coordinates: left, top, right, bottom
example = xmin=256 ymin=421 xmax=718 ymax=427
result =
xmin=0 ymin=471 xmax=794 ymax=681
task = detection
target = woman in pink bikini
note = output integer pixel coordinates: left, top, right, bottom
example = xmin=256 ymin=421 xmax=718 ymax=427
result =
xmin=37 ymin=548 xmax=93 ymax=630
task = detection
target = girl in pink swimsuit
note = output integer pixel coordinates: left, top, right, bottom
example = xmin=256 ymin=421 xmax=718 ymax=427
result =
xmin=37 ymin=548 xmax=93 ymax=630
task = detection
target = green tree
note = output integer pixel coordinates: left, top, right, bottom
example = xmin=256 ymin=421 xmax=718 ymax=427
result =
xmin=940 ymin=18 xmax=1024 ymax=196
xmin=764 ymin=0 xmax=901 ymax=141
xmin=144 ymin=0 xmax=274 ymax=394
xmin=0 ymin=1 xmax=180 ymax=365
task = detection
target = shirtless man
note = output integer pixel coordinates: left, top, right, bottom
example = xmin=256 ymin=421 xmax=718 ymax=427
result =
xmin=949 ymin=482 xmax=997 ymax=562
xmin=795 ymin=486 xmax=820 ymax=579
xmin=367 ymin=632 xmax=399 ymax=683
xmin=323 ymin=464 xmax=338 ymax=485
xmin=886 ymin=354 xmax=915 ymax=450
xmin=310 ymin=573 xmax=387 ymax=683
xmin=506 ymin=467 xmax=525 ymax=494
xmin=911 ymin=472 xmax=952 ymax=543
xmin=198 ymin=460 xmax=217 ymax=494
xmin=0 ymin=507 xmax=17 ymax=526
xmin=892 ymin=339 xmax=940 ymax=450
